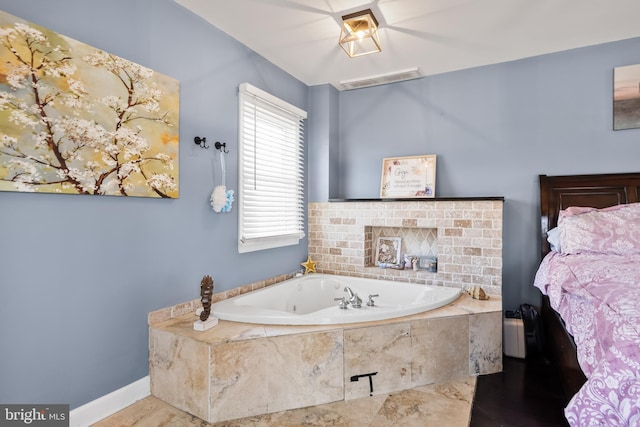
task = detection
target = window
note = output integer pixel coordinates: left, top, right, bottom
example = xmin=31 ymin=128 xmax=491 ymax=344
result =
xmin=238 ymin=83 xmax=307 ymax=253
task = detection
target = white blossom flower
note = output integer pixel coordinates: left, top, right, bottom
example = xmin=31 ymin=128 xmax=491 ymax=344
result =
xmin=100 ymin=152 xmax=118 ymax=167
xmin=100 ymin=178 xmax=120 ymax=195
xmin=118 ymin=161 xmax=140 ymax=179
xmin=44 ymin=61 xmax=77 ymax=78
xmin=9 ymin=109 xmax=38 ymax=128
xmin=147 ymin=173 xmax=176 ymax=192
xmin=6 ymin=63 xmax=30 ymax=89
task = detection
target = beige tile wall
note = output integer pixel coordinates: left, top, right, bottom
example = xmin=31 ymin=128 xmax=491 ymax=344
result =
xmin=308 ymin=200 xmax=503 ymax=295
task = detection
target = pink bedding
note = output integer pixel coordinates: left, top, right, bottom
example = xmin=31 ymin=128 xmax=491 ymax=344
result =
xmin=558 ymin=203 xmax=640 ymax=256
xmin=534 ymin=252 xmax=640 ymax=426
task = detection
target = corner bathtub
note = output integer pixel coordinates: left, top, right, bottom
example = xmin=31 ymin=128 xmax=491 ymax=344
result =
xmin=212 ymin=274 xmax=462 ymax=325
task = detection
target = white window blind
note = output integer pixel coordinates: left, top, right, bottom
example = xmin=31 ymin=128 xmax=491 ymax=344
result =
xmin=238 ymin=83 xmax=307 ymax=253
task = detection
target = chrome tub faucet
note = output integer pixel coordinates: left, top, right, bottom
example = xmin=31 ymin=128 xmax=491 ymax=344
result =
xmin=344 ymin=287 xmax=362 ymax=308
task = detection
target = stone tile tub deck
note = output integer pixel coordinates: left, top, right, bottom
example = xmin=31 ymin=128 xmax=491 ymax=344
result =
xmin=149 ymin=293 xmax=501 ymax=424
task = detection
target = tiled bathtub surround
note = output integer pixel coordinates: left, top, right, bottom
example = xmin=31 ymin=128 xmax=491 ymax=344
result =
xmin=149 ymin=294 xmax=501 ymax=423
xmin=148 ymin=198 xmax=504 ymax=423
xmin=308 ymin=200 xmax=503 ymax=295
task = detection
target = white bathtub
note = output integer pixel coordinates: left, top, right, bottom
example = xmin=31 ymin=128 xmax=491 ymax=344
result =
xmin=212 ymin=274 xmax=462 ymax=325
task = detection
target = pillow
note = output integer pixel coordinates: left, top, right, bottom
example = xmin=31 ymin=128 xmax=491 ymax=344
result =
xmin=558 ymin=203 xmax=640 ymax=255
xmin=546 ymin=227 xmax=562 ymax=253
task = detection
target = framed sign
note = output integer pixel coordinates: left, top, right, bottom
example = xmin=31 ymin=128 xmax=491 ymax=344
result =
xmin=380 ymin=155 xmax=436 ymax=198
xmin=375 ymin=237 xmax=402 ymax=266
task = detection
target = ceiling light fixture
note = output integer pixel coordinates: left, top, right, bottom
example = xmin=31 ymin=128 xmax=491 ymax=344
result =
xmin=339 ymin=9 xmax=381 ymax=58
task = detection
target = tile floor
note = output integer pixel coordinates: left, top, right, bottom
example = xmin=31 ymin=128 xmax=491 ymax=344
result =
xmin=93 ymin=377 xmax=475 ymax=427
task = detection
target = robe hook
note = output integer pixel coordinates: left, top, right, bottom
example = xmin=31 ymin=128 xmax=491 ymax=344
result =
xmin=194 ymin=136 xmax=209 ymax=149
xmin=215 ymin=141 xmax=229 ymax=153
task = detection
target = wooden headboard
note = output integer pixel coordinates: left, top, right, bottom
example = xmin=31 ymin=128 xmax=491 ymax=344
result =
xmin=538 ymin=172 xmax=640 ymax=401
xmin=539 ymin=172 xmax=640 ymax=258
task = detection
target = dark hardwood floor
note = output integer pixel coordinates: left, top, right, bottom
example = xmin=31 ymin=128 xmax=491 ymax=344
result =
xmin=470 ymin=355 xmax=570 ymax=427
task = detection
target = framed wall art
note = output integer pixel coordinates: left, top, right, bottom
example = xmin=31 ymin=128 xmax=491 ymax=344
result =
xmin=375 ymin=236 xmax=402 ymax=266
xmin=0 ymin=10 xmax=180 ymax=198
xmin=614 ymin=64 xmax=640 ymax=130
xmin=380 ymin=155 xmax=436 ymax=198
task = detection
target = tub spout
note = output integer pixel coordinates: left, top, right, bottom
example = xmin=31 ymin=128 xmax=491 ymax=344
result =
xmin=344 ymin=287 xmax=354 ymax=299
xmin=344 ymin=287 xmax=362 ymax=308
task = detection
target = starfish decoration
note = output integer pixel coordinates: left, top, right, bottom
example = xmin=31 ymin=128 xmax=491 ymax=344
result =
xmin=301 ymin=256 xmax=317 ymax=274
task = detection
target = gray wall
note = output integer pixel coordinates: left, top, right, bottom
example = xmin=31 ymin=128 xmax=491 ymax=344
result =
xmin=308 ymin=85 xmax=340 ymax=201
xmin=333 ymin=38 xmax=640 ymax=310
xmin=0 ymin=0 xmax=308 ymax=409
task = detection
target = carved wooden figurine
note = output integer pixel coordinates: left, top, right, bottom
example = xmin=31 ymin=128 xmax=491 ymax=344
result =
xmin=199 ymin=275 xmax=214 ymax=321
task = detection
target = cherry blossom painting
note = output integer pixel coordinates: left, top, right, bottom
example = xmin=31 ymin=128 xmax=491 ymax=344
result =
xmin=0 ymin=10 xmax=179 ymax=198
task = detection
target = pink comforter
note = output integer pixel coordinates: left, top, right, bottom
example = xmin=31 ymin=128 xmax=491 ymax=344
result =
xmin=534 ymin=252 xmax=640 ymax=426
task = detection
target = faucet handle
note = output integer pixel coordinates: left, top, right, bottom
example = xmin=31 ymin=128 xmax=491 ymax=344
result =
xmin=334 ymin=297 xmax=349 ymax=309
xmin=367 ymin=294 xmax=379 ymax=306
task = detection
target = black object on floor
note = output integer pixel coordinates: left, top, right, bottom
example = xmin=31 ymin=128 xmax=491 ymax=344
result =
xmin=470 ymin=355 xmax=570 ymax=427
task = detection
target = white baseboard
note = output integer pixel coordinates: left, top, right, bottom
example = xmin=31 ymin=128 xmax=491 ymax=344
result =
xmin=69 ymin=376 xmax=150 ymax=427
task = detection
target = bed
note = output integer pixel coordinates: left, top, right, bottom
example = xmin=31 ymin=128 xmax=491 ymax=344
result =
xmin=535 ymin=172 xmax=640 ymax=426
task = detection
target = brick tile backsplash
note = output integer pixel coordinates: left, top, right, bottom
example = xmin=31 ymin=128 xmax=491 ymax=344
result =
xmin=308 ymin=200 xmax=503 ymax=294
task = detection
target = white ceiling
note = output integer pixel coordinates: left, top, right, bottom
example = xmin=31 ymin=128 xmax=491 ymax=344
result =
xmin=175 ymin=0 xmax=640 ymax=89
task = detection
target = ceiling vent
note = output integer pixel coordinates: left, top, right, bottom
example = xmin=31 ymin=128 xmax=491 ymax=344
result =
xmin=337 ymin=67 xmax=424 ymax=91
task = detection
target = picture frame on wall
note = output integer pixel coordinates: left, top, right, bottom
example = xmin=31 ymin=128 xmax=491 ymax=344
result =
xmin=0 ymin=10 xmax=180 ymax=198
xmin=613 ymin=63 xmax=640 ymax=130
xmin=380 ymin=155 xmax=436 ymax=198
xmin=375 ymin=236 xmax=402 ymax=266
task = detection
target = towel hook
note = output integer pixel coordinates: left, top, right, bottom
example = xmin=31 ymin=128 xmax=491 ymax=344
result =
xmin=215 ymin=141 xmax=229 ymax=153
xmin=194 ymin=136 xmax=209 ymax=149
